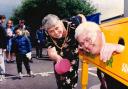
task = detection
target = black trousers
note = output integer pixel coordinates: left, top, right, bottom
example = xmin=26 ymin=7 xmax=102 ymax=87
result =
xmin=54 ymin=59 xmax=79 ymax=89
xmin=97 ymin=69 xmax=128 ymax=89
xmin=36 ymin=43 xmax=43 ymax=58
xmin=104 ymin=74 xmax=128 ymax=89
xmin=16 ymin=54 xmax=31 ymax=74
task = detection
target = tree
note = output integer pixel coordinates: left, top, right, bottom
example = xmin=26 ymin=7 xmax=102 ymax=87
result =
xmin=11 ymin=0 xmax=97 ymax=46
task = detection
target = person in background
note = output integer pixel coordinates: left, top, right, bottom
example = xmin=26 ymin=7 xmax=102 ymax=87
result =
xmin=5 ymin=19 xmax=15 ymax=63
xmin=75 ymin=22 xmax=127 ymax=89
xmin=68 ymin=13 xmax=86 ymax=28
xmin=12 ymin=28 xmax=33 ymax=79
xmin=35 ymin=26 xmax=46 ymax=58
xmin=15 ymin=19 xmax=30 ymax=37
xmin=0 ymin=15 xmax=7 ymax=81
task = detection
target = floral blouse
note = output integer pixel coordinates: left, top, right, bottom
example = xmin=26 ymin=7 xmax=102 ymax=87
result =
xmin=45 ymin=21 xmax=79 ymax=62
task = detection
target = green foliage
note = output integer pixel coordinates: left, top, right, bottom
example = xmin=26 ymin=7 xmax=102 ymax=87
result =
xmin=11 ymin=0 xmax=97 ymax=46
xmin=106 ymin=56 xmax=113 ymax=68
xmin=11 ymin=0 xmax=96 ymax=26
xmin=56 ymin=0 xmax=96 ymax=18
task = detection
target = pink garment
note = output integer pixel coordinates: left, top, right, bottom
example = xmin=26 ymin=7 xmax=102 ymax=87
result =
xmin=55 ymin=59 xmax=71 ymax=75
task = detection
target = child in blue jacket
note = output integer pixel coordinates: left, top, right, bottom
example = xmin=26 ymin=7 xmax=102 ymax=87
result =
xmin=12 ymin=28 xmax=33 ymax=79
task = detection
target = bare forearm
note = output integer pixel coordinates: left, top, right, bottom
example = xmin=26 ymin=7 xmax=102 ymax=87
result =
xmin=48 ymin=53 xmax=62 ymax=62
xmin=47 ymin=47 xmax=62 ymax=62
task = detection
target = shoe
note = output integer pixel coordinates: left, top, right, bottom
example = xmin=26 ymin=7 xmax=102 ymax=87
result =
xmin=18 ymin=72 xmax=23 ymax=79
xmin=27 ymin=71 xmax=34 ymax=77
xmin=6 ymin=60 xmax=10 ymax=63
xmin=0 ymin=76 xmax=3 ymax=82
xmin=36 ymin=56 xmax=39 ymax=59
xmin=29 ymin=60 xmax=33 ymax=63
xmin=0 ymin=75 xmax=5 ymax=82
xmin=10 ymin=60 xmax=15 ymax=63
xmin=39 ymin=55 xmax=43 ymax=58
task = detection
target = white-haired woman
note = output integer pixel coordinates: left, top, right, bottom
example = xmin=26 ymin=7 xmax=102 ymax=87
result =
xmin=42 ymin=14 xmax=85 ymax=89
xmin=75 ymin=22 xmax=124 ymax=62
xmin=75 ymin=22 xmax=127 ymax=89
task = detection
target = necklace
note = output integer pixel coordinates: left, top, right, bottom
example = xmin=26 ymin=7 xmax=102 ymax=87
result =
xmin=50 ymin=23 xmax=69 ymax=56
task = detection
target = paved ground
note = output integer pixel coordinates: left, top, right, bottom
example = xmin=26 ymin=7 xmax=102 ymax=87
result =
xmin=0 ymin=48 xmax=100 ymax=89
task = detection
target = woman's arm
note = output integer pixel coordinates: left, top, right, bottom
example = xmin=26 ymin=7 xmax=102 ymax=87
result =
xmin=100 ymin=43 xmax=124 ymax=62
xmin=47 ymin=47 xmax=62 ymax=62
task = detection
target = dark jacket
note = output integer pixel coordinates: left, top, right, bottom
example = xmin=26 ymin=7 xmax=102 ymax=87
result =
xmin=12 ymin=35 xmax=32 ymax=55
xmin=0 ymin=23 xmax=7 ymax=49
xmin=36 ymin=29 xmax=46 ymax=44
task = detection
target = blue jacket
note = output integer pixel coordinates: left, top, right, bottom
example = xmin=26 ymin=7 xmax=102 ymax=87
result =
xmin=36 ymin=29 xmax=46 ymax=43
xmin=12 ymin=35 xmax=32 ymax=54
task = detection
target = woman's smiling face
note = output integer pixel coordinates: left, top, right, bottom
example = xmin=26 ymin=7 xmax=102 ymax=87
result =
xmin=47 ymin=21 xmax=64 ymax=39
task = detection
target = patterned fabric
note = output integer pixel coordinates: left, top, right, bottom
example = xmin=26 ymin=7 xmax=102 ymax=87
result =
xmin=45 ymin=21 xmax=79 ymax=89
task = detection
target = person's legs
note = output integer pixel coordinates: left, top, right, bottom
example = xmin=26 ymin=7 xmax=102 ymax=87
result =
xmin=22 ymin=55 xmax=31 ymax=75
xmin=39 ymin=44 xmax=43 ymax=58
xmin=10 ymin=53 xmax=14 ymax=62
xmin=97 ymin=69 xmax=107 ymax=89
xmin=5 ymin=51 xmax=10 ymax=63
xmin=0 ymin=54 xmax=6 ymax=81
xmin=16 ymin=54 xmax=23 ymax=79
xmin=10 ymin=52 xmax=16 ymax=63
xmin=54 ymin=59 xmax=79 ymax=89
xmin=6 ymin=39 xmax=13 ymax=63
xmin=55 ymin=70 xmax=78 ymax=89
xmin=0 ymin=54 xmax=5 ymax=74
xmin=6 ymin=52 xmax=14 ymax=63
xmin=16 ymin=54 xmax=22 ymax=73
xmin=36 ymin=43 xmax=40 ymax=58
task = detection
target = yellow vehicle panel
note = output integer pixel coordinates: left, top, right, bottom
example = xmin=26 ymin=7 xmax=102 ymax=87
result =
xmin=80 ymin=17 xmax=128 ymax=88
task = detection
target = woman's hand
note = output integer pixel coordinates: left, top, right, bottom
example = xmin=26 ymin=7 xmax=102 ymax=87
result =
xmin=47 ymin=47 xmax=62 ymax=62
xmin=100 ymin=43 xmax=124 ymax=62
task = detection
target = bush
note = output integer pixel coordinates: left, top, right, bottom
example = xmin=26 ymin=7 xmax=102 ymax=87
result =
xmin=11 ymin=0 xmax=96 ymax=26
xmin=11 ymin=0 xmax=97 ymax=46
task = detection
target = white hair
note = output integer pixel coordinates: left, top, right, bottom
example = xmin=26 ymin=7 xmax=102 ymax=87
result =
xmin=42 ymin=14 xmax=61 ymax=30
xmin=77 ymin=14 xmax=87 ymax=22
xmin=75 ymin=21 xmax=101 ymax=43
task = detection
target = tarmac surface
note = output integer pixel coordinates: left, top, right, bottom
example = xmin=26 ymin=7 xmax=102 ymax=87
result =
xmin=0 ymin=48 xmax=100 ymax=89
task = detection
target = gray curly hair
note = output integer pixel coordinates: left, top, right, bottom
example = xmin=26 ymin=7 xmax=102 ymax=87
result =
xmin=42 ymin=14 xmax=61 ymax=30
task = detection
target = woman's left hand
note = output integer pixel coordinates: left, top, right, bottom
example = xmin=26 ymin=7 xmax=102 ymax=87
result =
xmin=100 ymin=43 xmax=124 ymax=62
xmin=47 ymin=46 xmax=62 ymax=62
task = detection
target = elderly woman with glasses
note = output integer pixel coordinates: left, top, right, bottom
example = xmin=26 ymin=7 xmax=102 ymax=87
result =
xmin=42 ymin=14 xmax=85 ymax=89
xmin=75 ymin=22 xmax=124 ymax=62
xmin=75 ymin=22 xmax=127 ymax=89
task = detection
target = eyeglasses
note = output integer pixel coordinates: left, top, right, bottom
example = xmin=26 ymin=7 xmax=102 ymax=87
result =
xmin=79 ymin=37 xmax=95 ymax=49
